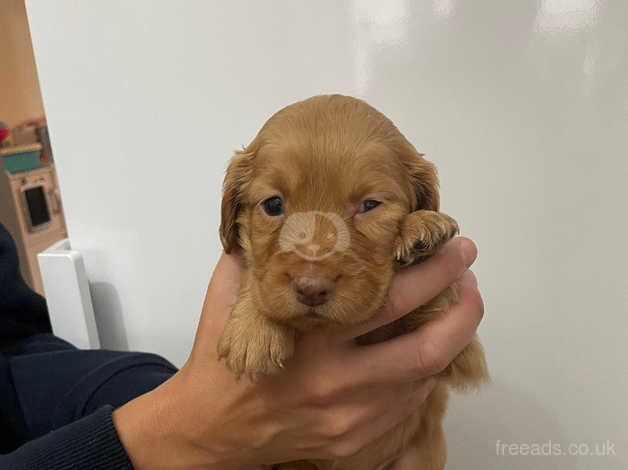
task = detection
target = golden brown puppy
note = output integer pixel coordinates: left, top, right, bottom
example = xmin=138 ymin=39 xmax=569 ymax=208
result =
xmin=218 ymin=95 xmax=488 ymax=469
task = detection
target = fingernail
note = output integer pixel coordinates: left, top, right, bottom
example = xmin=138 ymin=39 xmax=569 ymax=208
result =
xmin=460 ymin=238 xmax=478 ymax=267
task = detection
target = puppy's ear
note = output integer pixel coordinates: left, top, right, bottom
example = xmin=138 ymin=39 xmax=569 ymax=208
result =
xmin=220 ymin=149 xmax=254 ymax=252
xmin=401 ymin=147 xmax=440 ymax=212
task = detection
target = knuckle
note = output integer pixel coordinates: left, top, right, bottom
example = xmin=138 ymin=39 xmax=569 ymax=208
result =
xmin=248 ymin=422 xmax=280 ymax=451
xmin=324 ymin=411 xmax=354 ymax=439
xmin=451 ymin=237 xmax=476 ymax=271
xmin=308 ymin=379 xmax=336 ymax=406
xmin=463 ymin=281 xmax=484 ymax=326
xmin=439 ymin=239 xmax=467 ymax=280
xmin=307 ymin=371 xmax=351 ymax=406
xmin=416 ymin=339 xmax=448 ymax=376
xmin=454 ymin=240 xmax=469 ymax=269
xmin=458 ymin=270 xmax=484 ymax=326
xmin=470 ymin=288 xmax=485 ymax=321
xmin=329 ymin=440 xmax=361 ymax=458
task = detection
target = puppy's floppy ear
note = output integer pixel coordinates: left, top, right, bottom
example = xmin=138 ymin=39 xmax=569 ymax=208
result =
xmin=401 ymin=145 xmax=440 ymax=211
xmin=220 ymin=149 xmax=255 ymax=252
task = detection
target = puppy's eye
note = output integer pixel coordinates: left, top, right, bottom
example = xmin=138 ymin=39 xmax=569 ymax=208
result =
xmin=262 ymin=196 xmax=284 ymax=216
xmin=358 ymin=199 xmax=381 ymax=214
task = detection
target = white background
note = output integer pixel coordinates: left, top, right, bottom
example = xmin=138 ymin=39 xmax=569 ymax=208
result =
xmin=27 ymin=1 xmax=628 ymax=468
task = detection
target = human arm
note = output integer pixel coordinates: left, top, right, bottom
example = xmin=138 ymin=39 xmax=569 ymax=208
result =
xmin=112 ymin=237 xmax=483 ymax=469
xmin=0 ymin=406 xmax=132 ymax=470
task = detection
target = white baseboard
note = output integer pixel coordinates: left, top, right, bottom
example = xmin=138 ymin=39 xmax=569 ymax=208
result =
xmin=38 ymin=238 xmax=100 ymax=349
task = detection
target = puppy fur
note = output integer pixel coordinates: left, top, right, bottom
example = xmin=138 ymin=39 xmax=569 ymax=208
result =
xmin=218 ymin=95 xmax=488 ymax=469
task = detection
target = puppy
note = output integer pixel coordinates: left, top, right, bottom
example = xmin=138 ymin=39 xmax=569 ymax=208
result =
xmin=217 ymin=95 xmax=488 ymax=469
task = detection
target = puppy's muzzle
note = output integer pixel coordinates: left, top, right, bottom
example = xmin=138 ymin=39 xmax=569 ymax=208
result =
xmin=292 ymin=275 xmax=336 ymax=307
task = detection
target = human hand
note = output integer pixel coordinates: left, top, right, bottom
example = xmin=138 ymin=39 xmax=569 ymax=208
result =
xmin=113 ymin=237 xmax=483 ymax=469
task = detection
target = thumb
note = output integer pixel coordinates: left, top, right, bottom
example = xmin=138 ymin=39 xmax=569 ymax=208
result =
xmin=191 ymin=252 xmax=244 ymax=357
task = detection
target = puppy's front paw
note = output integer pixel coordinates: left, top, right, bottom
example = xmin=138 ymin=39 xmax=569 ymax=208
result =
xmin=218 ymin=314 xmax=295 ymax=380
xmin=395 ymin=210 xmax=459 ymax=266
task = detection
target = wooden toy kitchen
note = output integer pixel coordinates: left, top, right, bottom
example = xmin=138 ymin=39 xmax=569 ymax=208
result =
xmin=0 ymin=139 xmax=67 ymax=294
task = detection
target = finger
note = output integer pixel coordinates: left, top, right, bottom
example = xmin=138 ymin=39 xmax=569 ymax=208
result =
xmin=210 ymin=251 xmax=245 ymax=296
xmin=322 ymin=378 xmax=438 ymax=460
xmin=193 ymin=252 xmax=244 ymax=351
xmin=388 ymin=445 xmax=422 ymax=470
xmin=338 ymin=237 xmax=477 ymax=341
xmin=350 ymin=378 xmax=437 ymax=431
xmin=204 ymin=252 xmax=244 ymax=319
xmin=342 ymin=271 xmax=483 ymax=384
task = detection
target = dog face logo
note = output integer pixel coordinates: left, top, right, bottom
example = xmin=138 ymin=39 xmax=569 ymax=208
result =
xmin=279 ymin=211 xmax=350 ymax=261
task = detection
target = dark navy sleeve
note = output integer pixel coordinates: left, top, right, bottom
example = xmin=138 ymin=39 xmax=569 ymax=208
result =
xmin=0 ymin=405 xmax=133 ymax=470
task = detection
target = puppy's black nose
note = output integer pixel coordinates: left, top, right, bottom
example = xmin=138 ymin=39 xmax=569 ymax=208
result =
xmin=293 ymin=276 xmax=336 ymax=307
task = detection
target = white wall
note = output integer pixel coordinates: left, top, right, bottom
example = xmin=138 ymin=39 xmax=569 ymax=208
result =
xmin=27 ymin=1 xmax=628 ymax=468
